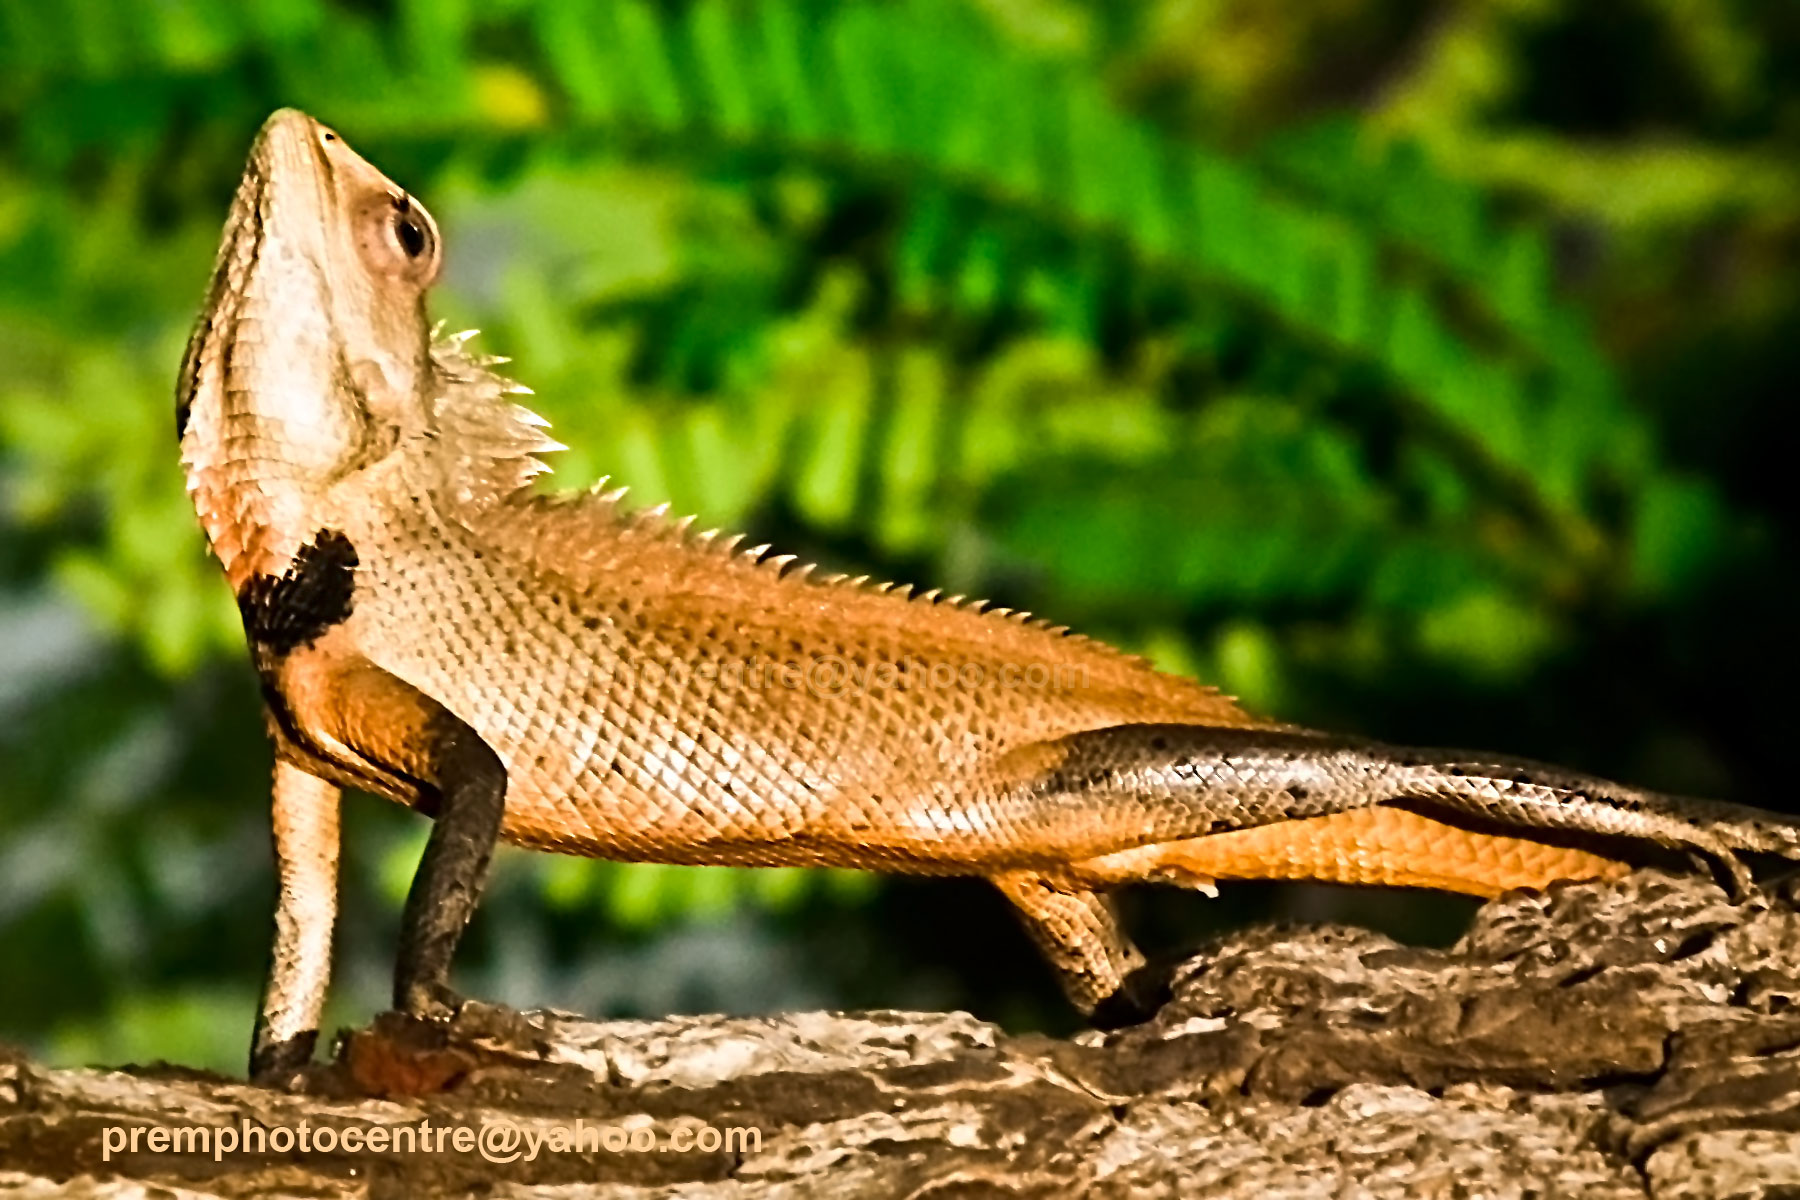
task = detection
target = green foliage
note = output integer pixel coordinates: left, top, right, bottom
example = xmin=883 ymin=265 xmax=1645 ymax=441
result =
xmin=2 ymin=0 xmax=1794 ymax=1069
xmin=1 ymin=1 xmax=1698 ymax=659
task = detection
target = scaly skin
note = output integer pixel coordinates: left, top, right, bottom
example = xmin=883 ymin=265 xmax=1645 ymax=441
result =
xmin=178 ymin=111 xmax=1800 ymax=1082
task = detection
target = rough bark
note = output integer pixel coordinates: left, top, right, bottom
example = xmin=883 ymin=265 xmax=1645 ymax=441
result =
xmin=4 ymin=869 xmax=1800 ymax=1198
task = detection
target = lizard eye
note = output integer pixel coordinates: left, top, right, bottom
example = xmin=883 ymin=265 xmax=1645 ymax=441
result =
xmin=357 ymin=191 xmax=441 ymax=286
xmin=388 ymin=195 xmax=437 ymax=265
xmin=393 ymin=207 xmax=429 ymax=259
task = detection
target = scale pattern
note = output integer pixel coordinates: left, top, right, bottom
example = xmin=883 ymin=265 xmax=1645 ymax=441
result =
xmin=183 ymin=112 xmax=1800 ymax=1045
xmin=330 ymin=367 xmax=1269 ymax=869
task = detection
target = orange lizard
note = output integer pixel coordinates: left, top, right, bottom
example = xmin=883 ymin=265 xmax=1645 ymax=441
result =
xmin=177 ymin=110 xmax=1800 ymax=1080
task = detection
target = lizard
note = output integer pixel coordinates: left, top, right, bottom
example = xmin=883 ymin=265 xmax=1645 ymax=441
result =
xmin=177 ymin=109 xmax=1800 ymax=1082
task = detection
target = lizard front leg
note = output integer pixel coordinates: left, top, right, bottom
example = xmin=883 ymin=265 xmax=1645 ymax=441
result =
xmin=251 ymin=761 xmax=342 ymax=1081
xmin=392 ymin=710 xmax=507 ymax=1021
xmin=265 ymin=648 xmax=507 ymax=1029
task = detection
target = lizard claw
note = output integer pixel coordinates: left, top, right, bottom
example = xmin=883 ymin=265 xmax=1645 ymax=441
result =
xmin=1700 ymin=849 xmax=1755 ymax=904
xmin=248 ymin=1031 xmax=319 ymax=1090
xmin=397 ymin=981 xmax=466 ymax=1024
xmin=1150 ymin=864 xmax=1220 ymax=897
xmin=1088 ymin=962 xmax=1175 ymax=1030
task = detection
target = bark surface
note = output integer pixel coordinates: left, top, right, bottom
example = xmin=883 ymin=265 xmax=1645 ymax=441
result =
xmin=4 ymin=869 xmax=1800 ymax=1198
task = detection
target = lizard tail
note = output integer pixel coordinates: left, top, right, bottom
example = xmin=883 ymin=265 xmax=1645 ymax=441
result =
xmin=987 ymin=725 xmax=1796 ymax=900
xmin=1375 ymin=745 xmax=1800 ymax=899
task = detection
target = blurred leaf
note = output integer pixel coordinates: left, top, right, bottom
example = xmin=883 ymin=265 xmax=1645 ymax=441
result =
xmin=1629 ymin=476 xmax=1731 ymax=601
xmin=1413 ymin=588 xmax=1560 ymax=684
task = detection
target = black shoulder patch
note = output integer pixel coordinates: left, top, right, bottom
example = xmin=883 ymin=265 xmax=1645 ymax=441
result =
xmin=238 ymin=529 xmax=360 ymax=654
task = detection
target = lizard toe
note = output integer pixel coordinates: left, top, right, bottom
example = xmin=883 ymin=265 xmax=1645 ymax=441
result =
xmin=248 ymin=1031 xmax=319 ymax=1089
xmin=398 ymin=981 xmax=466 ymax=1024
xmin=1088 ymin=962 xmax=1174 ymax=1030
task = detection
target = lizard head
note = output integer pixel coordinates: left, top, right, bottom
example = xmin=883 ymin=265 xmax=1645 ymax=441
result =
xmin=177 ymin=108 xmax=444 ymax=588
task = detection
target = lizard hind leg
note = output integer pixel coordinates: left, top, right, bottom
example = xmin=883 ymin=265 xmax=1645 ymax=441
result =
xmin=1062 ymin=805 xmax=1636 ymax=899
xmin=990 ymin=871 xmax=1163 ymax=1026
xmin=985 ymin=725 xmax=1651 ymax=898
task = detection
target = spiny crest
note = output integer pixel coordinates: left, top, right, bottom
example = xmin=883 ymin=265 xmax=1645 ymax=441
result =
xmin=541 ymin=477 xmax=1154 ymax=666
xmin=443 ymin=331 xmax=1163 ymax=671
xmin=430 ymin=326 xmax=564 ymax=511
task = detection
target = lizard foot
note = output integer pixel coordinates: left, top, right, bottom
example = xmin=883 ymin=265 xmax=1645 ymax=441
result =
xmin=397 ymin=980 xmax=466 ymax=1024
xmin=448 ymin=1000 xmax=546 ymax=1048
xmin=1088 ymin=962 xmax=1174 ymax=1030
xmin=1689 ymin=847 xmax=1754 ymax=903
xmin=248 ymin=1031 xmax=319 ymax=1089
xmin=1058 ymin=843 xmax=1221 ymax=895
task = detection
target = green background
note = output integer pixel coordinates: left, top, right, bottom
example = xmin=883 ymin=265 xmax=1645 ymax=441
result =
xmin=2 ymin=0 xmax=1796 ymax=1073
